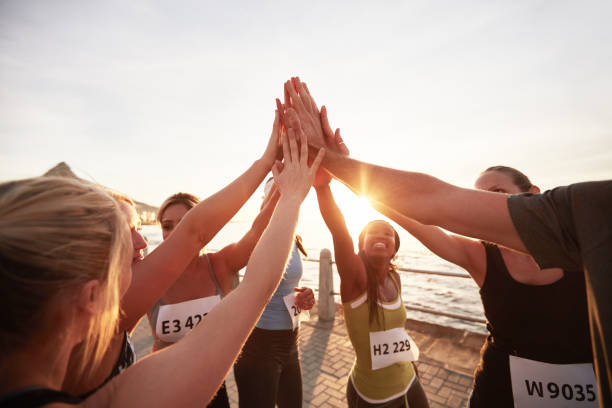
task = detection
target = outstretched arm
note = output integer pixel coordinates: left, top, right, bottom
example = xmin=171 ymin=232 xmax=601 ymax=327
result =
xmin=86 ymin=117 xmax=325 ymax=408
xmin=371 ymin=202 xmax=487 ymax=287
xmin=314 ymin=177 xmax=366 ymax=300
xmin=280 ymin=77 xmax=525 ymax=253
xmin=319 ymin=149 xmax=525 ymax=253
xmin=122 ymin=112 xmax=282 ymax=332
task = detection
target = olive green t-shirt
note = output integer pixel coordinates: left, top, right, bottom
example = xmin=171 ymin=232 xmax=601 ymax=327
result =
xmin=507 ymin=180 xmax=612 ymax=408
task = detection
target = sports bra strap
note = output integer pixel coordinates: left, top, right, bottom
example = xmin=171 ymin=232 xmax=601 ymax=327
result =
xmin=205 ymin=254 xmax=225 ymax=298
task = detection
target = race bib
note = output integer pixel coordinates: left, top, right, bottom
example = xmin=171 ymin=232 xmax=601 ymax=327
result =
xmin=509 ymin=355 xmax=598 ymax=407
xmin=369 ymin=327 xmax=419 ymax=370
xmin=156 ymin=295 xmax=221 ymax=343
xmin=283 ymin=292 xmax=310 ymax=329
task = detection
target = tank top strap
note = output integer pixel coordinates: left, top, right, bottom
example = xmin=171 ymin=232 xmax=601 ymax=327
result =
xmin=388 ymin=271 xmax=401 ymax=292
xmin=149 ymin=298 xmax=165 ymax=333
xmin=480 ymin=241 xmax=514 ymax=290
xmin=205 ymin=254 xmax=225 ymax=298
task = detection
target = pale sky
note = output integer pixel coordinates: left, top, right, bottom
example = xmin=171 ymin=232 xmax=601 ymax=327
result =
xmin=1 ymin=0 xmax=611 ymax=228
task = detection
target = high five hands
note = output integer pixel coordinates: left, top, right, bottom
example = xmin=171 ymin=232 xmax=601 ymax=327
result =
xmin=270 ymin=115 xmax=325 ymax=203
xmin=273 ymin=77 xmax=349 ymax=187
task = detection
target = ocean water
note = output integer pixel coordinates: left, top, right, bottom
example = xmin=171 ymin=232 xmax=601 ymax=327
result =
xmin=141 ymin=220 xmax=487 ymax=334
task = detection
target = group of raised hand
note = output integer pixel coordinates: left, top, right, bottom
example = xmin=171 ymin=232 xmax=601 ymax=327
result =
xmin=2 ymin=76 xmax=609 ymax=408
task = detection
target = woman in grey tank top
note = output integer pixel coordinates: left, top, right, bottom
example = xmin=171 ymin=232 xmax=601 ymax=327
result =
xmin=146 ymin=190 xmax=280 ymax=407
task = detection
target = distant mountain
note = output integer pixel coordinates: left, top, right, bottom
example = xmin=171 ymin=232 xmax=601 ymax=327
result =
xmin=43 ymin=161 xmax=79 ymax=178
xmin=43 ymin=162 xmax=158 ymax=224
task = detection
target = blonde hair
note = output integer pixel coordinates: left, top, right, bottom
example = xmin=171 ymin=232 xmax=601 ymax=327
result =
xmin=106 ymin=189 xmax=136 ymax=208
xmin=0 ymin=177 xmax=131 ymax=379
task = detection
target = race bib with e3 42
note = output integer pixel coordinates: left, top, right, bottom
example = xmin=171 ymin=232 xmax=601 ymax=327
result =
xmin=156 ymin=295 xmax=221 ymax=343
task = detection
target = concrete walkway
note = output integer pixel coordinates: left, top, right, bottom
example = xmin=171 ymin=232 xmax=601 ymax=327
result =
xmin=132 ymin=306 xmax=484 ymax=408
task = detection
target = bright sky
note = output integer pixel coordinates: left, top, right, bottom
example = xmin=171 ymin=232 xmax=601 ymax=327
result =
xmin=1 ymin=0 xmax=611 ymax=236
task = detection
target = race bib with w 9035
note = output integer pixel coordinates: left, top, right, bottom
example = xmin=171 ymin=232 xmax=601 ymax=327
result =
xmin=509 ymin=355 xmax=597 ymax=407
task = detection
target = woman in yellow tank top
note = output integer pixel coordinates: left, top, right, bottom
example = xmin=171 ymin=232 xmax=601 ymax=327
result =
xmin=314 ymin=167 xmax=429 ymax=408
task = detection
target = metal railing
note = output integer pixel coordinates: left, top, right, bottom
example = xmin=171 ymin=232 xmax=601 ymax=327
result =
xmin=306 ymin=257 xmax=472 ymax=279
xmin=313 ymin=249 xmax=486 ymax=325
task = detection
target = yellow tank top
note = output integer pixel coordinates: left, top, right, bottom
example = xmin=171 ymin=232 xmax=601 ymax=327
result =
xmin=343 ymin=273 xmax=416 ymax=403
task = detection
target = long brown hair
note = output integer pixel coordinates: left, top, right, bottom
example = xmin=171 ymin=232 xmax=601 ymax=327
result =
xmin=357 ymin=220 xmax=401 ymax=325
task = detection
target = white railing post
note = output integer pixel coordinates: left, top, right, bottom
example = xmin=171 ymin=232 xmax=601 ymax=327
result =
xmin=318 ymin=248 xmax=335 ymax=321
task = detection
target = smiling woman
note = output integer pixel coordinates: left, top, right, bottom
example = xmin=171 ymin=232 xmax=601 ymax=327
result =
xmin=314 ymin=172 xmax=430 ymax=407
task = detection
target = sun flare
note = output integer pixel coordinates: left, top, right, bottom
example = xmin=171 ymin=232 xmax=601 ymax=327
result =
xmin=330 ymin=182 xmax=387 ymax=239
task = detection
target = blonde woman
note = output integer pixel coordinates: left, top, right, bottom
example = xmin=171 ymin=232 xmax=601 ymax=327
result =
xmin=62 ymin=112 xmax=283 ymax=396
xmin=0 ymin=126 xmax=325 ymax=407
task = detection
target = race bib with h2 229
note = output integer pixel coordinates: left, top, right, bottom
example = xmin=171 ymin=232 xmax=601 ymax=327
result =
xmin=283 ymin=292 xmax=310 ymax=330
xmin=155 ymin=295 xmax=221 ymax=343
xmin=509 ymin=355 xmax=598 ymax=408
xmin=369 ymin=327 xmax=419 ymax=370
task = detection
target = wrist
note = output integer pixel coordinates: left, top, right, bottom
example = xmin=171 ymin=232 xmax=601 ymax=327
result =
xmin=277 ymin=194 xmax=304 ymax=208
xmin=254 ymin=157 xmax=273 ymax=172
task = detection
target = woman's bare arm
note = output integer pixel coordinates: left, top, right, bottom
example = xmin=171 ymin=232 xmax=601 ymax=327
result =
xmin=211 ymin=187 xmax=280 ymax=280
xmin=83 ymin=118 xmax=325 ymax=408
xmin=372 ymin=202 xmax=487 ymax=287
xmin=121 ymin=113 xmax=282 ymax=332
xmin=280 ymin=77 xmax=525 ymax=254
xmin=314 ymin=183 xmax=366 ymax=299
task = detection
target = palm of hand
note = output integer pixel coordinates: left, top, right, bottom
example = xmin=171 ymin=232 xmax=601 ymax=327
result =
xmin=275 ymin=164 xmax=313 ymax=201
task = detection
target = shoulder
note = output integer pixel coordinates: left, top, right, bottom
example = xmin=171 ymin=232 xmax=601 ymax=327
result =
xmin=508 ymin=181 xmax=612 ymax=227
xmin=505 ymin=183 xmax=603 ymax=271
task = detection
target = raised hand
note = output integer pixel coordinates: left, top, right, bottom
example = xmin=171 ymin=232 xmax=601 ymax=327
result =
xmin=283 ymin=77 xmax=329 ymax=149
xmin=320 ymin=106 xmax=349 ymax=156
xmin=271 ymin=121 xmax=325 ymax=204
xmin=261 ymin=110 xmax=283 ymax=167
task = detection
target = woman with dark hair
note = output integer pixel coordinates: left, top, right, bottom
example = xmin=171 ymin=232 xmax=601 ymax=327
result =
xmin=314 ymin=171 xmax=429 ymax=407
xmin=282 ymin=75 xmax=608 ymax=406
xmin=146 ymin=189 xmax=279 ymax=407
xmin=372 ymin=166 xmax=594 ymax=408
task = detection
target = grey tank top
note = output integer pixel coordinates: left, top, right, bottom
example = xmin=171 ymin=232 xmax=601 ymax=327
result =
xmin=149 ymin=254 xmax=225 ymax=349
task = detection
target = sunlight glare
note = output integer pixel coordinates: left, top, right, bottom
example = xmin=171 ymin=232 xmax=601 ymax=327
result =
xmin=330 ymin=182 xmax=388 ymax=242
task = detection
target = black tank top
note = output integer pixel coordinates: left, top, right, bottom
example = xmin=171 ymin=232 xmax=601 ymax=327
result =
xmin=470 ymin=242 xmax=592 ymax=407
xmin=80 ymin=330 xmax=135 ymax=398
xmin=0 ymin=387 xmax=81 ymax=408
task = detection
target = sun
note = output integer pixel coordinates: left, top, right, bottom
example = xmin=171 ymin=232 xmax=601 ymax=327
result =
xmin=329 ymin=182 xmax=388 ymax=239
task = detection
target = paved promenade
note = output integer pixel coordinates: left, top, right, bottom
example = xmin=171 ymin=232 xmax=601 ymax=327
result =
xmin=132 ymin=305 xmax=484 ymax=408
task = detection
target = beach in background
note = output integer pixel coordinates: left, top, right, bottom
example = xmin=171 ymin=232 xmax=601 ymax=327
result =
xmin=141 ymin=213 xmax=487 ymax=334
